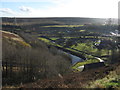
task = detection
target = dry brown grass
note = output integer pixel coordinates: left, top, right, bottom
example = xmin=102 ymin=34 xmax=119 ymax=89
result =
xmin=85 ymin=64 xmax=120 ymax=88
xmin=2 ymin=30 xmax=31 ymax=47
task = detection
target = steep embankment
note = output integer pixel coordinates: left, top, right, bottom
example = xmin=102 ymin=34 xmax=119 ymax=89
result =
xmin=86 ymin=65 xmax=120 ymax=89
xmin=2 ymin=30 xmax=72 ymax=86
xmin=19 ymin=62 xmax=120 ymax=88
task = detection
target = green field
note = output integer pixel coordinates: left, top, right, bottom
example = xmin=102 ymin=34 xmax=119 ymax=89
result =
xmin=38 ymin=37 xmax=112 ymax=72
xmin=42 ymin=25 xmax=84 ymax=27
xmin=72 ymin=58 xmax=99 ymax=71
xmin=50 ymin=37 xmax=59 ymax=40
xmin=71 ymin=42 xmax=111 ymax=56
xmin=38 ymin=37 xmax=50 ymax=43
xmin=38 ymin=37 xmax=62 ymax=47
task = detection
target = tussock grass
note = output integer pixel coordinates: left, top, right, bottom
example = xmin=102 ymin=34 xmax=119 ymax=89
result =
xmin=85 ymin=65 xmax=120 ymax=89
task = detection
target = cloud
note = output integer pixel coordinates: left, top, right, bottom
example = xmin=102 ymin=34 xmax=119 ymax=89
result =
xmin=47 ymin=0 xmax=70 ymax=4
xmin=41 ymin=0 xmax=118 ymax=18
xmin=1 ymin=0 xmax=70 ymax=3
xmin=0 ymin=8 xmax=15 ymax=14
xmin=14 ymin=0 xmax=118 ymax=18
xmin=0 ymin=7 xmax=33 ymax=17
xmin=0 ymin=0 xmax=119 ymax=18
xmin=19 ymin=6 xmax=33 ymax=12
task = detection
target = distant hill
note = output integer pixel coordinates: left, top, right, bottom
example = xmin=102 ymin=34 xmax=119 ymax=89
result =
xmin=2 ymin=17 xmax=118 ymax=25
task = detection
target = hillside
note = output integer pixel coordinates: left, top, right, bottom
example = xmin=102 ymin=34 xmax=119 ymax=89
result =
xmin=3 ymin=61 xmax=119 ymax=88
xmin=2 ymin=31 xmax=120 ymax=89
xmin=2 ymin=17 xmax=118 ymax=36
xmin=2 ymin=30 xmax=72 ymax=86
xmin=2 ymin=17 xmax=109 ymax=25
xmin=2 ymin=17 xmax=120 ymax=89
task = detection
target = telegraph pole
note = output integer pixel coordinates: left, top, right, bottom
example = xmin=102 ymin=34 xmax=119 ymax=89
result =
xmin=14 ymin=17 xmax=17 ymax=25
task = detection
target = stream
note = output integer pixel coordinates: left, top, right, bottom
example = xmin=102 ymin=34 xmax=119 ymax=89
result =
xmin=58 ymin=48 xmax=104 ymax=71
xmin=65 ymin=51 xmax=104 ymax=71
xmin=46 ymin=37 xmax=104 ymax=71
xmin=68 ymin=53 xmax=84 ymax=65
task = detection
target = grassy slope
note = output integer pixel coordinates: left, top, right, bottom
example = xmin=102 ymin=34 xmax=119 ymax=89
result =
xmin=85 ymin=65 xmax=120 ymax=89
xmin=2 ymin=30 xmax=31 ymax=47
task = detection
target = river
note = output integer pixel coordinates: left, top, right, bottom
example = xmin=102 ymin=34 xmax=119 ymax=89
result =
xmin=67 ymin=52 xmax=104 ymax=71
xmin=68 ymin=53 xmax=84 ymax=65
xmin=58 ymin=50 xmax=84 ymax=65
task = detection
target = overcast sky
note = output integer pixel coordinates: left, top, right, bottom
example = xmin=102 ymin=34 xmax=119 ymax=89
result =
xmin=0 ymin=0 xmax=119 ymax=18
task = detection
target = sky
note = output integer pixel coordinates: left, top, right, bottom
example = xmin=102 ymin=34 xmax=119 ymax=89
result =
xmin=0 ymin=0 xmax=119 ymax=18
